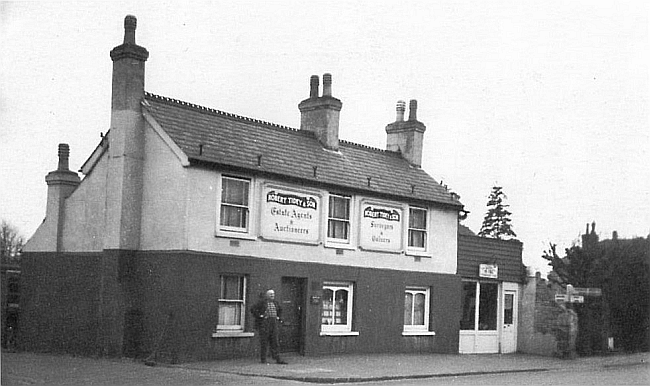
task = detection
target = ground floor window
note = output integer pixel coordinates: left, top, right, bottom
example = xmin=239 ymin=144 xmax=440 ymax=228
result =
xmin=404 ymin=287 xmax=430 ymax=332
xmin=460 ymin=281 xmax=498 ymax=331
xmin=321 ymin=282 xmax=354 ymax=333
xmin=217 ymin=275 xmax=247 ymax=332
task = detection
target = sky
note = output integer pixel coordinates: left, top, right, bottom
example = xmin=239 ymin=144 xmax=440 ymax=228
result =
xmin=1 ymin=0 xmax=648 ymax=276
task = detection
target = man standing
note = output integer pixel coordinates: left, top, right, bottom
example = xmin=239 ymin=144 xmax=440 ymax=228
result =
xmin=251 ymin=289 xmax=288 ymax=364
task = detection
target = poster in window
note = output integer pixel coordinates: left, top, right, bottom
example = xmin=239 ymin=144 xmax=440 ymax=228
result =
xmin=359 ymin=203 xmax=403 ymax=252
xmin=261 ymin=186 xmax=320 ymax=243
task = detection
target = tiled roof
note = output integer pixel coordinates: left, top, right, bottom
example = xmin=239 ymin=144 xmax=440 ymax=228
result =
xmin=458 ymin=224 xmax=476 ymax=236
xmin=143 ymin=93 xmax=463 ymax=208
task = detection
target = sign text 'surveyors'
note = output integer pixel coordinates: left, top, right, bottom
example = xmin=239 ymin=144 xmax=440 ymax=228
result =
xmin=359 ymin=205 xmax=402 ymax=251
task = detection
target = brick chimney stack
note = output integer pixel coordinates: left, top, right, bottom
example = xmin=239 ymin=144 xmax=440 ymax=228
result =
xmin=298 ymin=73 xmax=343 ymax=151
xmin=581 ymin=221 xmax=599 ymax=250
xmin=45 ymin=144 xmax=81 ymax=252
xmin=105 ymin=15 xmax=149 ymax=250
xmin=385 ymin=99 xmax=427 ymax=167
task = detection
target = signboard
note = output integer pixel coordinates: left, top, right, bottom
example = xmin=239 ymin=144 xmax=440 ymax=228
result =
xmin=479 ymin=264 xmax=498 ymax=279
xmin=359 ymin=204 xmax=402 ymax=252
xmin=555 ymin=294 xmax=585 ymax=303
xmin=555 ymin=294 xmax=569 ymax=303
xmin=571 ymin=287 xmax=602 ymax=297
xmin=260 ymin=187 xmax=320 ymax=243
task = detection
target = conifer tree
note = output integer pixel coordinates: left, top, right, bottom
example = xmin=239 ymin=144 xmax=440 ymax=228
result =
xmin=478 ymin=186 xmax=517 ymax=240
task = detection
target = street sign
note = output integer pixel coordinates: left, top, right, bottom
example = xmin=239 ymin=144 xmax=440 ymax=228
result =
xmin=555 ymin=294 xmax=569 ymax=302
xmin=570 ymin=295 xmax=584 ymax=303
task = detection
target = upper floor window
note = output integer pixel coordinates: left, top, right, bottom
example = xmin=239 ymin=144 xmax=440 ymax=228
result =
xmin=404 ymin=287 xmax=430 ymax=332
xmin=220 ymin=176 xmax=250 ymax=232
xmin=408 ymin=207 xmax=427 ymax=249
xmin=217 ymin=275 xmax=247 ymax=332
xmin=327 ymin=194 xmax=351 ymax=242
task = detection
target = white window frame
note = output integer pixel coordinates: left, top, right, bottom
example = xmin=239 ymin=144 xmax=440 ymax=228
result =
xmin=326 ymin=193 xmax=354 ymax=247
xmin=320 ymin=282 xmax=357 ymax=335
xmin=215 ymin=275 xmax=247 ymax=333
xmin=217 ymin=175 xmax=256 ymax=239
xmin=403 ymin=287 xmax=433 ymax=335
xmin=407 ymin=206 xmax=428 ymax=254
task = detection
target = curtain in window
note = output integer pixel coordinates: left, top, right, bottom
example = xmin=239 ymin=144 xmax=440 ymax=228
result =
xmin=408 ymin=208 xmax=427 ymax=248
xmin=220 ymin=178 xmax=249 ymax=229
xmin=218 ymin=276 xmax=245 ymax=328
xmin=328 ymin=195 xmax=350 ymax=240
xmin=404 ymin=291 xmax=426 ymax=325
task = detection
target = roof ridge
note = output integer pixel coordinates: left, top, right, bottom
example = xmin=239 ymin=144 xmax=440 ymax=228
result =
xmin=146 ymin=92 xmax=400 ymax=155
xmin=339 ymin=138 xmax=393 ymax=154
xmin=144 ymin=92 xmax=300 ymax=133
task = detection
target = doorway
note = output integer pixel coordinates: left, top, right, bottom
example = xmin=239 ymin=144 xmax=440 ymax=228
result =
xmin=279 ymin=277 xmax=305 ymax=354
xmin=501 ymin=288 xmax=518 ymax=353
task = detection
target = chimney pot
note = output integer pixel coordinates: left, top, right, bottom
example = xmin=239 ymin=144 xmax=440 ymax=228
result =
xmin=322 ymin=73 xmax=332 ymax=97
xmin=396 ymin=100 xmax=406 ymax=122
xmin=309 ymin=75 xmax=319 ymax=98
xmin=58 ymin=143 xmax=70 ymax=171
xmin=408 ymin=99 xmax=418 ymax=121
xmin=124 ymin=15 xmax=137 ymax=44
xmin=385 ymin=98 xmax=426 ymax=167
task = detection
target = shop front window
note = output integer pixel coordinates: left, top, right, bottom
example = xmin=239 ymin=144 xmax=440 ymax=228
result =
xmin=460 ymin=281 xmax=498 ymax=331
xmin=478 ymin=282 xmax=498 ymax=330
xmin=460 ymin=282 xmax=476 ymax=330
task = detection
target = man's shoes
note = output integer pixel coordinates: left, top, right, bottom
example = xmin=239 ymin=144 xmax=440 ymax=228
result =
xmin=276 ymin=360 xmax=288 ymax=365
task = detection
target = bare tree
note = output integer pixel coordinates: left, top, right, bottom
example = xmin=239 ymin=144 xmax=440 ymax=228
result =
xmin=1 ymin=220 xmax=24 ymax=265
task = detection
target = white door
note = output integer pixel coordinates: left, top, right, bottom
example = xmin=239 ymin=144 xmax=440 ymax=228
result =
xmin=501 ymin=290 xmax=517 ymax=353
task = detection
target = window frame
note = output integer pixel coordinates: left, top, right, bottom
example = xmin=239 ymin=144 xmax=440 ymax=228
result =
xmin=326 ymin=193 xmax=353 ymax=246
xmin=217 ymin=174 xmax=255 ymax=238
xmin=216 ymin=275 xmax=247 ymax=333
xmin=407 ymin=206 xmax=429 ymax=253
xmin=320 ymin=281 xmax=356 ymax=335
xmin=460 ymin=280 xmax=499 ymax=332
xmin=403 ymin=287 xmax=431 ymax=333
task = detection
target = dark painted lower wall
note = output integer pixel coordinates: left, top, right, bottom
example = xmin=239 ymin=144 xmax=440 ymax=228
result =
xmin=19 ymin=250 xmax=461 ymax=363
xmin=18 ymin=253 xmax=104 ymax=355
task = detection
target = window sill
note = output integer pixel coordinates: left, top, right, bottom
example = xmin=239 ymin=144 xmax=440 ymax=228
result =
xmin=324 ymin=242 xmax=356 ymax=251
xmin=358 ymin=246 xmax=403 ymax=254
xmin=319 ymin=331 xmax=360 ymax=336
xmin=212 ymin=332 xmax=255 ymax=338
xmin=215 ymin=231 xmax=257 ymax=241
xmin=405 ymin=250 xmax=432 ymax=258
xmin=402 ymin=331 xmax=436 ymax=336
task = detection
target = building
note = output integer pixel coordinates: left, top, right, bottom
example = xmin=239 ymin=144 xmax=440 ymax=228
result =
xmin=1 ymin=263 xmax=20 ymax=350
xmin=457 ymin=225 xmax=524 ymax=354
xmin=21 ymin=16 xmax=466 ymax=363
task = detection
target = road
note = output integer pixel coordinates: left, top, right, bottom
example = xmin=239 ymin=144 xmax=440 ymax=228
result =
xmin=1 ymin=352 xmax=302 ymax=386
xmin=366 ymin=363 xmax=650 ymax=386
xmin=2 ymin=351 xmax=648 ymax=385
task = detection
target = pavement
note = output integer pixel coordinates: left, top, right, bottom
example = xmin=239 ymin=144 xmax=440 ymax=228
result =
xmin=2 ymin=350 xmax=648 ymax=385
xmin=174 ymin=351 xmax=650 ymax=383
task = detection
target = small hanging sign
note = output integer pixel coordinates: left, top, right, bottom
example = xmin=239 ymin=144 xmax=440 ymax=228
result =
xmin=479 ymin=263 xmax=498 ymax=279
